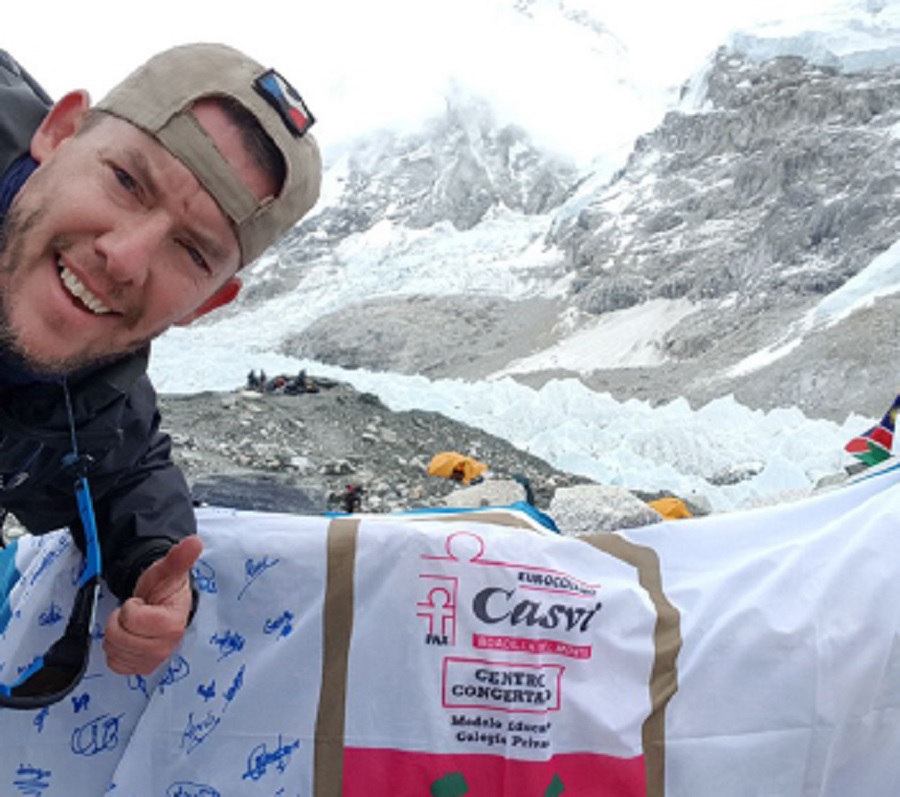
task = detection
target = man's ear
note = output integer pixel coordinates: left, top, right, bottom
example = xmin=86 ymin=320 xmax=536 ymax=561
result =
xmin=30 ymin=90 xmax=91 ymax=162
xmin=176 ymin=277 xmax=242 ymax=326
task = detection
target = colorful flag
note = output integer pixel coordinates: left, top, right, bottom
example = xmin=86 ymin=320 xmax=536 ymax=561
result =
xmin=845 ymin=392 xmax=900 ymax=466
xmin=254 ymin=69 xmax=315 ymax=137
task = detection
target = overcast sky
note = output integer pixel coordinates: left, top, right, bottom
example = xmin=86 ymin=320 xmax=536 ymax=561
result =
xmin=7 ymin=0 xmax=849 ymax=165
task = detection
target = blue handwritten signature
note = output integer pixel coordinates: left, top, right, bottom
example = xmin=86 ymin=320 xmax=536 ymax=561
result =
xmin=71 ymin=713 xmax=124 ymax=757
xmin=33 ymin=707 xmax=49 ymax=734
xmin=38 ymin=603 xmax=63 ymax=626
xmin=127 ymin=674 xmax=150 ymax=700
xmin=166 ymin=781 xmax=221 ymax=797
xmin=14 ymin=763 xmax=51 ymax=795
xmin=223 ymin=665 xmax=245 ymax=709
xmin=90 ymin=621 xmax=105 ymax=642
xmin=71 ymin=693 xmax=90 ymax=713
xmin=237 ymin=556 xmax=280 ymax=600
xmin=209 ymin=630 xmax=244 ymax=661
xmin=29 ymin=540 xmax=67 ymax=585
xmin=181 ymin=711 xmax=221 ymax=754
xmin=263 ymin=611 xmax=294 ymax=639
xmin=242 ymin=734 xmax=300 ymax=781
xmin=197 ymin=679 xmax=216 ymax=702
xmin=15 ymin=655 xmax=41 ymax=679
xmin=192 ymin=560 xmax=218 ymax=595
xmin=158 ymin=655 xmax=191 ymax=692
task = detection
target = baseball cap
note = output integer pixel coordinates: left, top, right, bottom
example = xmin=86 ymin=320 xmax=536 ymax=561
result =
xmin=96 ymin=43 xmax=322 ymax=267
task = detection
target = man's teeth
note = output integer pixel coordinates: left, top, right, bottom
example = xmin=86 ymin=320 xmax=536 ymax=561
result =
xmin=59 ymin=266 xmax=113 ymax=315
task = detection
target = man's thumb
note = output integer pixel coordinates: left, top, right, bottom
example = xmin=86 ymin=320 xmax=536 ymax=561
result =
xmin=141 ymin=536 xmax=204 ymax=605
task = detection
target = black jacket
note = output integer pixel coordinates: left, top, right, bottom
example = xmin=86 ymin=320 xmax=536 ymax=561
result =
xmin=0 ymin=50 xmax=196 ymax=600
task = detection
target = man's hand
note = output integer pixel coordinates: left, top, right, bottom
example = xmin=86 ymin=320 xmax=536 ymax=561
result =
xmin=103 ymin=536 xmax=203 ymax=676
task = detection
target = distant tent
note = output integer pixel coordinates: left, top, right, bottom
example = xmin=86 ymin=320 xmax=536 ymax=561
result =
xmin=427 ymin=452 xmax=488 ymax=485
xmin=648 ymin=496 xmax=693 ymax=520
xmin=845 ymin=393 xmax=900 ymax=467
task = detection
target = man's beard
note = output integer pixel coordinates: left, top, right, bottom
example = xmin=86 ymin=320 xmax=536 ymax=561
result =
xmin=0 ymin=204 xmax=43 ymax=369
xmin=0 ymin=204 xmax=147 ymax=377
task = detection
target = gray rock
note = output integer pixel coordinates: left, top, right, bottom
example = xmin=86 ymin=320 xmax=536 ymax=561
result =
xmin=282 ymin=295 xmax=564 ymax=379
xmin=549 ymin=484 xmax=663 ymax=536
xmin=442 ymin=479 xmax=527 ymax=509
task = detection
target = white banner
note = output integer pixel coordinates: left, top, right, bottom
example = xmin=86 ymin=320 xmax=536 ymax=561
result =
xmin=0 ymin=465 xmax=899 ymax=796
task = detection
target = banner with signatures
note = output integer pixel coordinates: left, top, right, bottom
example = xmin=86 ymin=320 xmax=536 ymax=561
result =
xmin=2 ymin=463 xmax=900 ymax=795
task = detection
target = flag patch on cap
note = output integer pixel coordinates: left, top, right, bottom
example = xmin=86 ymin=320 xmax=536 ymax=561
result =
xmin=254 ymin=69 xmax=315 ymax=137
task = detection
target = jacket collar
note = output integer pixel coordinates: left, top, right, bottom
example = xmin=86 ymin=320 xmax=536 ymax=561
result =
xmin=0 ymin=346 xmax=151 ymax=441
xmin=0 ymin=154 xmax=38 ymax=218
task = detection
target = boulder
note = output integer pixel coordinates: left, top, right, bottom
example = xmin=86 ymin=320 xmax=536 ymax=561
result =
xmin=549 ymin=484 xmax=662 ymax=536
xmin=442 ymin=479 xmax=527 ymax=509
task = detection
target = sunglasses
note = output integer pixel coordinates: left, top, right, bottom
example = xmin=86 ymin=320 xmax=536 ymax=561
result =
xmin=0 ymin=472 xmax=101 ymax=710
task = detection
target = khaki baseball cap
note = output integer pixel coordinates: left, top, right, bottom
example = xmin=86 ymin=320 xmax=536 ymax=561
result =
xmin=96 ymin=42 xmax=322 ymax=267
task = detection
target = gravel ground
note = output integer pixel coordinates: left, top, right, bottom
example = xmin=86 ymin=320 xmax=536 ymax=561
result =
xmin=158 ymin=377 xmax=593 ymax=515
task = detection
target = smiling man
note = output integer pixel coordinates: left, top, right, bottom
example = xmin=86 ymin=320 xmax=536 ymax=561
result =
xmin=0 ymin=44 xmax=321 ymax=677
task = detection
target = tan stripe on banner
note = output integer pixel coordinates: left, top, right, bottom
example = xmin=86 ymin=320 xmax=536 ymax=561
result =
xmin=313 ymin=518 xmax=359 ymax=797
xmin=402 ymin=508 xmax=546 ymax=532
xmin=579 ymin=532 xmax=682 ymax=797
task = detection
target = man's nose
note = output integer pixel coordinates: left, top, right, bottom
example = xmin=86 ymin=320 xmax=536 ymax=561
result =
xmin=94 ymin=214 xmax=167 ymax=284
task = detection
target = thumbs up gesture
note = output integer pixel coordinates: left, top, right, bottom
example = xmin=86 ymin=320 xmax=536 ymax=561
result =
xmin=103 ymin=535 xmax=203 ymax=675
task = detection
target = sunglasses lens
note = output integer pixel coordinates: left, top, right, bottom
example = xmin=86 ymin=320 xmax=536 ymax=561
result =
xmin=0 ymin=578 xmax=97 ymax=709
xmin=9 ymin=662 xmax=81 ymax=700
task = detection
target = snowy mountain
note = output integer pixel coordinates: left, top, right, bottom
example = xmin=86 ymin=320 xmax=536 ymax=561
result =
xmin=210 ymin=0 xmax=900 ymax=420
xmin=150 ymin=0 xmax=900 ymax=511
xmin=546 ymin=47 xmax=900 ymax=420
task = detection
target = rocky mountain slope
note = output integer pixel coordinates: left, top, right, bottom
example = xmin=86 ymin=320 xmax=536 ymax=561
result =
xmin=547 ymin=49 xmax=900 ymax=420
xmin=193 ymin=25 xmax=900 ymax=424
xmin=235 ymin=95 xmax=578 ymax=309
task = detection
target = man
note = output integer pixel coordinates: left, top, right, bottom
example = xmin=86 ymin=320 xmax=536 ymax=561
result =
xmin=0 ymin=44 xmax=321 ymax=676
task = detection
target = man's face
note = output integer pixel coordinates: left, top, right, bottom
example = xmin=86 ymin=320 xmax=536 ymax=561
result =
xmin=0 ymin=95 xmax=270 ymax=375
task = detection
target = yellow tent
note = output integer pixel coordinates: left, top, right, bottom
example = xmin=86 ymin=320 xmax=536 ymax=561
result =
xmin=648 ymin=496 xmax=693 ymax=520
xmin=427 ymin=452 xmax=488 ymax=485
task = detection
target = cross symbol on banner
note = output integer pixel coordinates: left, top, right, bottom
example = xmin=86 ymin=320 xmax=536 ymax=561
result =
xmin=417 ymin=575 xmax=458 ymax=643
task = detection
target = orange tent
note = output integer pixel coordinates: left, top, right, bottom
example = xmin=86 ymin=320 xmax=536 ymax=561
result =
xmin=427 ymin=452 xmax=488 ymax=485
xmin=648 ymin=496 xmax=693 ymax=520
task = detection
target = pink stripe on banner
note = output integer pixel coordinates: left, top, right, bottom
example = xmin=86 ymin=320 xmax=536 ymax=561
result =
xmin=343 ymin=748 xmax=646 ymax=796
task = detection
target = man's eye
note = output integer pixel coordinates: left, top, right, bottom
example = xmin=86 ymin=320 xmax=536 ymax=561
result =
xmin=183 ymin=243 xmax=210 ymax=273
xmin=113 ymin=166 xmax=139 ymax=194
